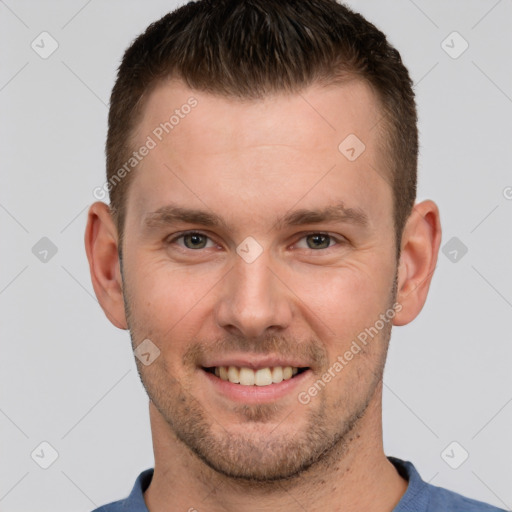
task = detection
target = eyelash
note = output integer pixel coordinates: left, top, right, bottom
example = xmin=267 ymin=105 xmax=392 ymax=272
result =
xmin=166 ymin=230 xmax=347 ymax=252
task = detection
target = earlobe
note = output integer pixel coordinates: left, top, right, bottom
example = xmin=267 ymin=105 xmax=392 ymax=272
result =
xmin=393 ymin=200 xmax=442 ymax=326
xmin=84 ymin=202 xmax=128 ymax=330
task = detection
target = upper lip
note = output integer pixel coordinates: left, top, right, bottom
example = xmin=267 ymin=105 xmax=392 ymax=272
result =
xmin=200 ymin=355 xmax=309 ymax=370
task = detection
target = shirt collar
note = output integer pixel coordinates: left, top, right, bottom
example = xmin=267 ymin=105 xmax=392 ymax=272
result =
xmin=125 ymin=456 xmax=428 ymax=511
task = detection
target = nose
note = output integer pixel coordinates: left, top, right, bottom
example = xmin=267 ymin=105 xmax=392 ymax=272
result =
xmin=214 ymin=249 xmax=293 ymax=339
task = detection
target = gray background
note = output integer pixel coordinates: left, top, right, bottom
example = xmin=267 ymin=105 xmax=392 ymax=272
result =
xmin=1 ymin=0 xmax=511 ymax=511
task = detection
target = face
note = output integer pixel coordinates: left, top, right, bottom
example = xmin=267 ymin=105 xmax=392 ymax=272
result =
xmin=120 ymin=79 xmax=399 ymax=481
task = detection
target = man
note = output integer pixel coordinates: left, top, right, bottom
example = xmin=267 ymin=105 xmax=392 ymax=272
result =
xmin=84 ymin=1 xmax=505 ymax=511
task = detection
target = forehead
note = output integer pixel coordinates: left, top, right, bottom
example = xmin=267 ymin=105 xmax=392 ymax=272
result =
xmin=125 ymin=78 xmax=392 ymax=235
xmin=138 ymin=78 xmax=383 ymax=153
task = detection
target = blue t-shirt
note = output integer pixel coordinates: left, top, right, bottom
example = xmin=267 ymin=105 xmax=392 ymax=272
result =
xmin=91 ymin=456 xmax=506 ymax=511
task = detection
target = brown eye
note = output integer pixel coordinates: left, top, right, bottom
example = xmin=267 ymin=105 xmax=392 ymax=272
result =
xmin=168 ymin=232 xmax=216 ymax=250
xmin=182 ymin=233 xmax=209 ymax=249
xmin=305 ymin=234 xmax=332 ymax=249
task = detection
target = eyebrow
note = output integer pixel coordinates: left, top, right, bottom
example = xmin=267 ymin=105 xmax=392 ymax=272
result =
xmin=142 ymin=201 xmax=369 ymax=232
xmin=275 ymin=202 xmax=369 ymax=230
xmin=143 ymin=205 xmax=230 ymax=231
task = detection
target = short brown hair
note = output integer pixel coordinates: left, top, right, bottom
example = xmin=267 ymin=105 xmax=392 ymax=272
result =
xmin=106 ymin=0 xmax=417 ymax=256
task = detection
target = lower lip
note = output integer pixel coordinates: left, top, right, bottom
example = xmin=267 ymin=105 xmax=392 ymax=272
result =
xmin=200 ymin=368 xmax=311 ymax=404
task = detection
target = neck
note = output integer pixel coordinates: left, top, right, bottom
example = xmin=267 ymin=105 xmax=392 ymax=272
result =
xmin=144 ymin=384 xmax=408 ymax=512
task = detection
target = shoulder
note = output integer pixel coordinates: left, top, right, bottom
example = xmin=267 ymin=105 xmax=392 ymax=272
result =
xmin=427 ymin=483 xmax=507 ymax=512
xmin=389 ymin=457 xmax=507 ymax=512
xmin=90 ymin=500 xmax=125 ymax=512
xmin=91 ymin=504 xmax=121 ymax=512
xmin=90 ymin=468 xmax=154 ymax=512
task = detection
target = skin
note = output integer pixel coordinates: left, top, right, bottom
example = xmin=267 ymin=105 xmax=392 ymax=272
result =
xmin=85 ymin=78 xmax=441 ymax=512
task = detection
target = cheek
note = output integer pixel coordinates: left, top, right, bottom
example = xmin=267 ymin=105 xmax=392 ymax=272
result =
xmin=291 ymin=260 xmax=394 ymax=340
xmin=124 ymin=252 xmax=223 ymax=335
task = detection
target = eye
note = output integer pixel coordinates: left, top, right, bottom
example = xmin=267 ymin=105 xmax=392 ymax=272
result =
xmin=168 ymin=231 xmax=216 ymax=250
xmin=295 ymin=232 xmax=342 ymax=250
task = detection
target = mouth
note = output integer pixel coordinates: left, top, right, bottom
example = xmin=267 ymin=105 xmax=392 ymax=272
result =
xmin=199 ymin=356 xmax=313 ymax=404
xmin=203 ymin=365 xmax=309 ymax=386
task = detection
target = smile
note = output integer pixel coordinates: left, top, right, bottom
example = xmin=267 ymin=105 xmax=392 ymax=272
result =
xmin=204 ymin=365 xmax=308 ymax=386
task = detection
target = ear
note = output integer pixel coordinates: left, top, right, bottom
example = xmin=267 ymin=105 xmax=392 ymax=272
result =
xmin=393 ymin=200 xmax=442 ymax=326
xmin=84 ymin=201 xmax=128 ymax=329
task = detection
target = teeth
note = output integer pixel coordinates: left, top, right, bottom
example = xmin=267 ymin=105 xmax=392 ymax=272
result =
xmin=239 ymin=367 xmax=255 ymax=386
xmin=271 ymin=366 xmax=283 ymax=383
xmin=212 ymin=365 xmax=302 ymax=386
xmin=255 ymin=368 xmax=272 ymax=386
xmin=227 ymin=366 xmax=240 ymax=383
xmin=219 ymin=366 xmax=228 ymax=381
